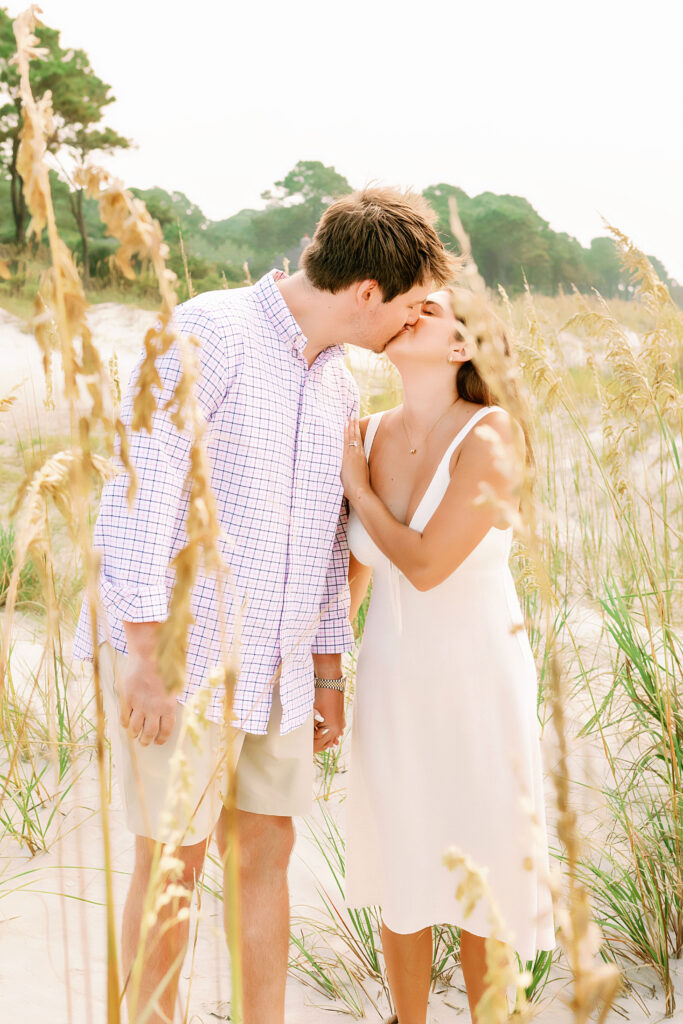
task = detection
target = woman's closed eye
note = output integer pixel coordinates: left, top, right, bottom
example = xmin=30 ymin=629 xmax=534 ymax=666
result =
xmin=421 ymin=300 xmax=442 ymax=316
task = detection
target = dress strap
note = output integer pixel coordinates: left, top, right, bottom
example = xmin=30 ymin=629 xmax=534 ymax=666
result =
xmin=438 ymin=405 xmax=503 ymax=472
xmin=363 ymin=410 xmax=386 ymax=457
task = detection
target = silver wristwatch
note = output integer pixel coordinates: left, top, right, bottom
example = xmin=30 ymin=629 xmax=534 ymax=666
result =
xmin=314 ymin=674 xmax=346 ymax=693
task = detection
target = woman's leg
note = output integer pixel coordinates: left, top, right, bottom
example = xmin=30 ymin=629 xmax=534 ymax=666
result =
xmin=460 ymin=928 xmax=488 ymax=1022
xmin=460 ymin=929 xmax=511 ymax=1023
xmin=381 ymin=921 xmax=432 ymax=1024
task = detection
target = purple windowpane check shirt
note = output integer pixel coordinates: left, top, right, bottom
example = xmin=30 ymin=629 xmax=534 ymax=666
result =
xmin=72 ymin=271 xmax=359 ymax=734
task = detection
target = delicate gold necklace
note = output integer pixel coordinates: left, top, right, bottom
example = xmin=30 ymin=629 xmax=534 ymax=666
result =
xmin=401 ymin=398 xmax=461 ymax=455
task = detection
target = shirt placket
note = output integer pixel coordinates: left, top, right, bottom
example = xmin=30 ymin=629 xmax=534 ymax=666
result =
xmin=279 ymin=337 xmax=314 ymax=707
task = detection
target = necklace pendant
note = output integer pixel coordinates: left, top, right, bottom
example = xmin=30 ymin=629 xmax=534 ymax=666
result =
xmin=409 ymin=447 xmax=417 ymax=455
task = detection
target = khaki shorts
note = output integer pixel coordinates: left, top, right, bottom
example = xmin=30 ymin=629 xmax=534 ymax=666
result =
xmin=98 ymin=642 xmax=314 ymax=845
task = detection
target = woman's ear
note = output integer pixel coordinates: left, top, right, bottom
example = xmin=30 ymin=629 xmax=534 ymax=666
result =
xmin=448 ymin=323 xmax=476 ymax=364
xmin=447 ymin=338 xmax=472 ymax=365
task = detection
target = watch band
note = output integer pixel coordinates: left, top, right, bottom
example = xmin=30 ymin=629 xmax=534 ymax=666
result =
xmin=314 ymin=675 xmax=346 ymax=692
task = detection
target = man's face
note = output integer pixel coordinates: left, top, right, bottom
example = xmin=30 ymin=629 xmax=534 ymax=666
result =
xmin=358 ymin=282 xmax=431 ymax=353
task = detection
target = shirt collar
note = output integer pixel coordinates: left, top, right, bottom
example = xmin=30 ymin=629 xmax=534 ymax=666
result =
xmin=253 ymin=270 xmax=308 ymax=357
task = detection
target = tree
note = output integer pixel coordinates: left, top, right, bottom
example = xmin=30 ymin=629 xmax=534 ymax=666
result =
xmin=544 ymin=230 xmax=591 ymax=293
xmin=422 ymin=182 xmax=472 ymax=254
xmin=584 ymin=237 xmax=624 ymax=297
xmin=264 ymin=159 xmax=352 ymax=211
xmin=0 ymin=8 xmax=129 ymax=260
xmin=463 ymin=193 xmax=552 ymax=293
xmin=64 ymin=127 xmax=129 ymax=283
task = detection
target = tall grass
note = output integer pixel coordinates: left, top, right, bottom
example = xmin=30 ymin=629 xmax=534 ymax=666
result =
xmin=499 ymin=255 xmax=682 ymax=1014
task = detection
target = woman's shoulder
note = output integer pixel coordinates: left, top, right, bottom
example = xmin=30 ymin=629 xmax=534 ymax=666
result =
xmin=464 ymin=403 xmax=517 ymax=441
xmin=453 ymin=404 xmax=524 ymax=469
xmin=359 ymin=406 xmax=400 ymax=442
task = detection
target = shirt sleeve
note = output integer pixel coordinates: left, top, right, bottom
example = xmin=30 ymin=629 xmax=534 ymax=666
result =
xmin=311 ymin=497 xmax=355 ymax=654
xmin=95 ymin=304 xmax=242 ymax=625
xmin=311 ymin=370 xmax=360 ymax=655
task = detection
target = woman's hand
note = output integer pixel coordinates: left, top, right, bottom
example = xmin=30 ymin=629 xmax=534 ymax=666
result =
xmin=341 ymin=417 xmax=370 ymax=504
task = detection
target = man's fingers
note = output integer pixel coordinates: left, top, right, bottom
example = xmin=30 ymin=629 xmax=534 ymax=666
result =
xmin=155 ymin=710 xmax=176 ymax=746
xmin=139 ymin=715 xmax=160 ymax=747
xmin=127 ymin=708 xmax=145 ymax=740
xmin=119 ymin=702 xmax=132 ymax=729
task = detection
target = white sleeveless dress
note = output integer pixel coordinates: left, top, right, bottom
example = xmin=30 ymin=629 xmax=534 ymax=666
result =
xmin=345 ymin=407 xmax=555 ymax=960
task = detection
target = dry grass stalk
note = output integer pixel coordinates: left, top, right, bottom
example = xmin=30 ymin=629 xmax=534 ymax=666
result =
xmin=547 ymin=659 xmax=621 ymax=1024
xmin=178 ymin=226 xmax=195 ymax=299
xmin=447 ymin=195 xmax=484 ymax=293
xmin=3 ymin=8 xmax=241 ymax=1021
xmin=443 ymin=845 xmax=533 ymax=1024
xmin=7 ymin=10 xmax=126 ymax=1019
xmin=459 ymin=278 xmax=625 ymax=1022
xmin=0 ymin=387 xmax=20 ymax=413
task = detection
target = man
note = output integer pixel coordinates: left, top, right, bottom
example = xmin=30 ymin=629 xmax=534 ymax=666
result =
xmin=72 ymin=187 xmax=455 ymax=1023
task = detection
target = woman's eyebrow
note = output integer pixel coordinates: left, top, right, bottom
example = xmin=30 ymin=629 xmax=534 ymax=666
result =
xmin=423 ymin=300 xmax=443 ymax=311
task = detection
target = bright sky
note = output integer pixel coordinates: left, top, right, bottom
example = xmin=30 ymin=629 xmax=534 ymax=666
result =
xmin=22 ymin=0 xmax=683 ymax=281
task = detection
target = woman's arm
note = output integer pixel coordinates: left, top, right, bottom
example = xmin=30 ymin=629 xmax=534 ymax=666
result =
xmin=347 ymin=415 xmax=373 ymax=620
xmin=341 ymin=411 xmax=524 ymax=592
xmin=348 ymin=552 xmax=372 ymax=622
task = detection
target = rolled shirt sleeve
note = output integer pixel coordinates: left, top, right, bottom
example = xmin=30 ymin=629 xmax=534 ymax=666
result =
xmin=311 ymin=497 xmax=355 ymax=654
xmin=96 ymin=305 xmax=241 ymax=628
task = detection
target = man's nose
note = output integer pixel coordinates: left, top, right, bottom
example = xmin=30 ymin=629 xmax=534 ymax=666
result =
xmin=405 ymin=310 xmax=420 ymax=326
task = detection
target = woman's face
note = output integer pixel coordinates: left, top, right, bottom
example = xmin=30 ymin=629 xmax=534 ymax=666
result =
xmin=385 ymin=289 xmax=465 ymax=370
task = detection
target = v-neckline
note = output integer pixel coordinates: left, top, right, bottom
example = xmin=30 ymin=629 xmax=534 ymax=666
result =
xmin=367 ymin=406 xmax=499 ymax=531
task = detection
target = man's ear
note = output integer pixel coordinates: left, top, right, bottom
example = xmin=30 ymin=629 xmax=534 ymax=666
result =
xmin=355 ymin=279 xmax=382 ymax=308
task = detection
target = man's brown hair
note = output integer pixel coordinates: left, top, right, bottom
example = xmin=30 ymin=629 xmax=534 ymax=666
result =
xmin=300 ymin=187 xmax=459 ymax=302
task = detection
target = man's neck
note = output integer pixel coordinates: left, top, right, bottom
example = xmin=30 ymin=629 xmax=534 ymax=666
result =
xmin=276 ymin=271 xmax=343 ymax=367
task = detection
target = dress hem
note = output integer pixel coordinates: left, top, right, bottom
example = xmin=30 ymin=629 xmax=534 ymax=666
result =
xmin=345 ymin=900 xmax=556 ymax=962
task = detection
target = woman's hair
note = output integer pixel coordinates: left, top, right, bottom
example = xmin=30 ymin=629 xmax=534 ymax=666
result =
xmin=445 ymin=286 xmax=535 ymax=476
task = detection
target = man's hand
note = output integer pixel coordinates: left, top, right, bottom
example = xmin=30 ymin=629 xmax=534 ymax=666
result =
xmin=313 ymin=687 xmax=346 ymax=753
xmin=120 ymin=622 xmax=177 ymax=747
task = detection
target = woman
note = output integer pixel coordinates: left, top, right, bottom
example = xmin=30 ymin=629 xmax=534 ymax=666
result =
xmin=341 ymin=287 xmax=555 ymax=1024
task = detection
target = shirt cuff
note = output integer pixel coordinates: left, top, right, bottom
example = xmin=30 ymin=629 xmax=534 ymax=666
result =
xmin=311 ymin=617 xmax=355 ymax=655
xmin=99 ymin=571 xmax=169 ymax=623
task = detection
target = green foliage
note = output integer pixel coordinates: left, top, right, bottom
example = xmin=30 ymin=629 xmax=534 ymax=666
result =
xmin=0 ymin=8 xmax=128 ymax=254
xmin=267 ymin=159 xmax=352 ymax=206
xmin=0 ymin=521 xmax=41 ymax=607
xmin=424 ymin=182 xmax=679 ymax=298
